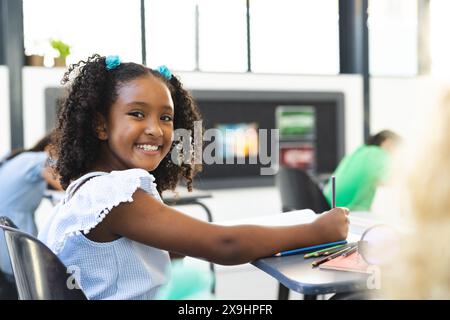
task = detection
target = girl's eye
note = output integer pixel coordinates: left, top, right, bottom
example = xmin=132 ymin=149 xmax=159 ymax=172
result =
xmin=161 ymin=115 xmax=173 ymax=122
xmin=129 ymin=111 xmax=145 ymax=119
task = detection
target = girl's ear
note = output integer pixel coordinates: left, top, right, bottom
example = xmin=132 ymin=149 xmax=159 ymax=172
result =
xmin=95 ymin=114 xmax=108 ymax=140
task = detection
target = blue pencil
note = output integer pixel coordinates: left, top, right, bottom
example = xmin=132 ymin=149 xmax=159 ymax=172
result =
xmin=274 ymin=240 xmax=347 ymax=257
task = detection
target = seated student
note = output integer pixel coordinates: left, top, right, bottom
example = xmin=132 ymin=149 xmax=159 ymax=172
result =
xmin=38 ymin=54 xmax=350 ymax=300
xmin=323 ymin=130 xmax=401 ymax=211
xmin=383 ymin=92 xmax=450 ymax=299
xmin=0 ymin=132 xmax=62 ymax=299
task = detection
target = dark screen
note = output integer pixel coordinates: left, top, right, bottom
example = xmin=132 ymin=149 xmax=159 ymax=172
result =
xmin=191 ymin=91 xmax=345 ymax=187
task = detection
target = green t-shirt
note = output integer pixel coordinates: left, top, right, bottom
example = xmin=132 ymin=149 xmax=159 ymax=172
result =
xmin=323 ymin=145 xmax=389 ymax=211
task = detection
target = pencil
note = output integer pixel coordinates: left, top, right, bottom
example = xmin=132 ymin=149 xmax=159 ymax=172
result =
xmin=341 ymin=246 xmax=358 ymax=257
xmin=274 ymin=240 xmax=347 ymax=257
xmin=331 ymin=175 xmax=336 ymax=208
xmin=311 ymin=244 xmax=357 ymax=267
xmin=303 ymin=244 xmax=348 ymax=258
xmin=313 ymin=244 xmax=354 ymax=258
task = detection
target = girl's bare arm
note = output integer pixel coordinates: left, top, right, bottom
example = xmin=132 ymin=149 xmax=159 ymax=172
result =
xmin=96 ymin=189 xmax=349 ymax=265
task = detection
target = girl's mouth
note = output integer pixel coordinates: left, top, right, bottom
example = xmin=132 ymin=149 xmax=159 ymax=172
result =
xmin=135 ymin=143 xmax=162 ymax=155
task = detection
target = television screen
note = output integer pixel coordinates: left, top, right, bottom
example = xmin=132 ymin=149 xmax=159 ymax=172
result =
xmin=215 ymin=122 xmax=259 ymax=159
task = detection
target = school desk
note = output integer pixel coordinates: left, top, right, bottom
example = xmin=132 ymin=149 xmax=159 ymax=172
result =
xmin=251 ymin=240 xmax=369 ymax=300
xmin=162 ymin=189 xmax=213 ymax=223
xmin=221 ymin=210 xmax=382 ymax=300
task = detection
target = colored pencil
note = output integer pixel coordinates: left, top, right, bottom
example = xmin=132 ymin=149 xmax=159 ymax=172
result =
xmin=311 ymin=244 xmax=357 ymax=267
xmin=274 ymin=240 xmax=347 ymax=257
xmin=312 ymin=244 xmax=353 ymax=258
xmin=303 ymin=244 xmax=348 ymax=258
xmin=341 ymin=245 xmax=358 ymax=257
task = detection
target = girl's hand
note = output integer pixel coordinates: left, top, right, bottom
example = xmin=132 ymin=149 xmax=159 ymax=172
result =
xmin=311 ymin=207 xmax=349 ymax=243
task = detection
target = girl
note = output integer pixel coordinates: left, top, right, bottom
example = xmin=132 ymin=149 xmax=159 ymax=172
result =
xmin=38 ymin=54 xmax=349 ymax=300
xmin=0 ymin=133 xmax=61 ymax=299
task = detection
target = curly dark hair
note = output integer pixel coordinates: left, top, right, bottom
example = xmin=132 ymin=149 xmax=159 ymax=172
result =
xmin=55 ymin=54 xmax=202 ymax=192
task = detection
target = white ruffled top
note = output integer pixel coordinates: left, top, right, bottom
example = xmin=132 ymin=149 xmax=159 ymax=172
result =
xmin=38 ymin=169 xmax=170 ymax=300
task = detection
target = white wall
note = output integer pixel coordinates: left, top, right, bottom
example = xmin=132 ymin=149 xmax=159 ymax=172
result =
xmin=371 ymin=76 xmax=450 ymax=140
xmin=22 ymin=67 xmax=65 ymax=147
xmin=0 ymin=66 xmax=10 ymax=156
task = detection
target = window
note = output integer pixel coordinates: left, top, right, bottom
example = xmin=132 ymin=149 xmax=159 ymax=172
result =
xmin=197 ymin=0 xmax=247 ymax=72
xmin=145 ymin=0 xmax=246 ymax=72
xmin=23 ymin=0 xmax=141 ymax=66
xmin=145 ymin=0 xmax=196 ymax=70
xmin=368 ymin=0 xmax=418 ymax=76
xmin=250 ymin=0 xmax=339 ymax=75
xmin=430 ymin=0 xmax=450 ymax=77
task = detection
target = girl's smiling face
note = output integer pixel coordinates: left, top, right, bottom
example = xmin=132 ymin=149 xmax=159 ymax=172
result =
xmin=97 ymin=75 xmax=174 ymax=172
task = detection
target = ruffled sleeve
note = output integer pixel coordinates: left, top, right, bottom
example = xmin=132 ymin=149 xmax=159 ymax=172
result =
xmin=39 ymin=168 xmax=162 ymax=254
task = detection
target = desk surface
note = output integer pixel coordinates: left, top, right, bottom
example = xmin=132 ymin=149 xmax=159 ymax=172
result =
xmin=252 ymin=239 xmax=370 ymax=295
xmin=247 ymin=211 xmax=383 ymax=296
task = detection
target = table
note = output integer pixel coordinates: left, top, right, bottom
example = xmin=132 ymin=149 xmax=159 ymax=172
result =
xmin=161 ymin=189 xmax=213 ymax=223
xmin=249 ymin=211 xmax=383 ymax=299
xmin=252 ymin=240 xmax=370 ymax=299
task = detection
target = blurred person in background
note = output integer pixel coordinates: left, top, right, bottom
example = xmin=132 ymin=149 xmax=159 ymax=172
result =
xmin=323 ymin=130 xmax=401 ymax=211
xmin=0 ymin=132 xmax=61 ymax=299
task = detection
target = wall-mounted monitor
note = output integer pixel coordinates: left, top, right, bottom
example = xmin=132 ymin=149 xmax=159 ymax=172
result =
xmin=191 ymin=90 xmax=345 ymax=189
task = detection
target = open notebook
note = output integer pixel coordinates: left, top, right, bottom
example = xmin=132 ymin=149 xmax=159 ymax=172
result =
xmin=319 ymin=252 xmax=371 ymax=273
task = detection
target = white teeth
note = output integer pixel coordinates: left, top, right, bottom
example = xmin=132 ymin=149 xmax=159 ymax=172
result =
xmin=136 ymin=144 xmax=159 ymax=151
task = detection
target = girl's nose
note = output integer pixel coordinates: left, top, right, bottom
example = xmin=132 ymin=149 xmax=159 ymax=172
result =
xmin=144 ymin=118 xmax=163 ymax=137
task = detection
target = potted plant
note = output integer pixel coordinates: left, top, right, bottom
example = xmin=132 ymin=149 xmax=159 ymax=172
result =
xmin=24 ymin=41 xmax=46 ymax=66
xmin=50 ymin=39 xmax=71 ymax=67
xmin=25 ymin=53 xmax=45 ymax=66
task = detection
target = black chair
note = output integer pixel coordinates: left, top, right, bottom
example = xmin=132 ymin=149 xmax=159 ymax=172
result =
xmin=0 ymin=217 xmax=87 ymax=300
xmin=0 ymin=216 xmax=18 ymax=229
xmin=275 ymin=167 xmax=331 ymax=300
xmin=276 ymin=167 xmax=330 ymax=213
xmin=0 ymin=217 xmax=19 ymax=299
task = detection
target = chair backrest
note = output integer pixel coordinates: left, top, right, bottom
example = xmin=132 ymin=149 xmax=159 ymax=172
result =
xmin=0 ymin=216 xmax=18 ymax=228
xmin=0 ymin=219 xmax=87 ymax=300
xmin=276 ymin=167 xmax=331 ymax=213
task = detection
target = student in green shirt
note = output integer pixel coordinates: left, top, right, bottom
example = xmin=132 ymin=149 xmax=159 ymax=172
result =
xmin=324 ymin=130 xmax=401 ymax=211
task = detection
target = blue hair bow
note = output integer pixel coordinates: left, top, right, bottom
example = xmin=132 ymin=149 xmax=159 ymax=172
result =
xmin=156 ymin=65 xmax=172 ymax=80
xmin=105 ymin=55 xmax=121 ymax=70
